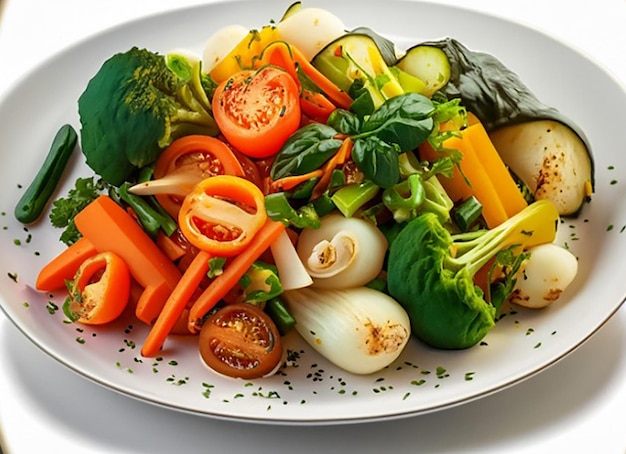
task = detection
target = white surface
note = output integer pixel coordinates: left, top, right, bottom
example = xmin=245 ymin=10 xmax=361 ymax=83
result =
xmin=1 ymin=0 xmax=626 ymax=452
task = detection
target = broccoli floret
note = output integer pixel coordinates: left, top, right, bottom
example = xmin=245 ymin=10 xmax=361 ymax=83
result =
xmin=78 ymin=47 xmax=218 ymax=186
xmin=386 ymin=200 xmax=559 ymax=349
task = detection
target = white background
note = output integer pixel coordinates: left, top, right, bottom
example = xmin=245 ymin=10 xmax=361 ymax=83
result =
xmin=1 ymin=1 xmax=626 ymax=453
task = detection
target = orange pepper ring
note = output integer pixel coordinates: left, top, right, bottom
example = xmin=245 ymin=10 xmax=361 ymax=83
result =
xmin=178 ymin=175 xmax=267 ymax=257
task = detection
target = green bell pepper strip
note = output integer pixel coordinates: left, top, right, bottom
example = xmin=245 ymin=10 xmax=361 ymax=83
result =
xmin=381 ymin=173 xmax=427 ymax=223
xmin=264 ymin=192 xmax=321 ymax=229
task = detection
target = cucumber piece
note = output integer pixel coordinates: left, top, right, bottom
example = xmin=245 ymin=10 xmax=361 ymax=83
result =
xmin=395 ymin=45 xmax=450 ymax=98
xmin=14 ymin=124 xmax=78 ymax=224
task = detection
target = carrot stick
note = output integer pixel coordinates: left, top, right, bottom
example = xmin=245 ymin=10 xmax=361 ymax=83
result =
xmin=187 ymin=219 xmax=286 ymax=333
xmin=312 ymin=137 xmax=353 ymax=199
xmin=289 ymin=44 xmax=353 ymax=110
xmin=141 ymin=250 xmax=211 ymax=357
xmin=300 ymin=89 xmax=336 ymax=124
xmin=73 ymin=195 xmax=182 ymax=324
xmin=257 ymin=41 xmax=352 ymax=111
xmin=463 ymin=120 xmax=528 ymax=218
xmin=269 ymin=169 xmax=324 ymax=193
xmin=36 ymin=237 xmax=98 ymax=291
xmin=156 ymin=231 xmax=186 ymax=262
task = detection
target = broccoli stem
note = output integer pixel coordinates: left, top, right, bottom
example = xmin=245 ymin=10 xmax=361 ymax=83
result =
xmin=446 ymin=199 xmax=559 ymax=277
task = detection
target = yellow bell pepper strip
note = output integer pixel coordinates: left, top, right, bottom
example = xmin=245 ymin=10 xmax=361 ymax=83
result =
xmin=420 ymin=116 xmax=527 ymax=228
xmin=64 ymin=251 xmax=131 ymax=325
xmin=210 ymin=26 xmax=280 ymax=83
xmin=178 ymin=175 xmax=267 ymax=257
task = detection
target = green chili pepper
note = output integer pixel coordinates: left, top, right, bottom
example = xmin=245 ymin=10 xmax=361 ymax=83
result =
xmin=14 ymin=124 xmax=78 ymax=224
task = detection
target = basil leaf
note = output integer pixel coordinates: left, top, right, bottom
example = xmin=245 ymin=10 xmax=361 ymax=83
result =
xmin=327 ymin=109 xmax=361 ymax=135
xmin=352 ymin=137 xmax=400 ymax=188
xmin=360 ymin=93 xmax=435 ymax=151
xmin=270 ymin=124 xmax=343 ymax=180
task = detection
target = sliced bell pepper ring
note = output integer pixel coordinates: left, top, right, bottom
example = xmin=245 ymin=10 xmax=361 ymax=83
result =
xmin=178 ymin=175 xmax=267 ymax=257
xmin=64 ymin=251 xmax=131 ymax=325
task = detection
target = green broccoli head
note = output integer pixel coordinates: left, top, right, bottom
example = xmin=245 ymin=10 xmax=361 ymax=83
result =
xmin=387 ymin=211 xmax=496 ymax=349
xmin=387 ymin=200 xmax=559 ymax=349
xmin=78 ymin=47 xmax=218 ymax=186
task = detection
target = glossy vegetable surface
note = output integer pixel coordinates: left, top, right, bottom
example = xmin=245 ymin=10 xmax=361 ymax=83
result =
xmin=132 ymin=135 xmax=246 ymax=218
xmin=64 ymin=251 xmax=131 ymax=325
xmin=14 ymin=124 xmax=77 ymax=224
xmin=178 ymin=175 xmax=267 ymax=256
xmin=198 ymin=303 xmax=283 ymax=379
xmin=212 ymin=66 xmax=301 ymax=158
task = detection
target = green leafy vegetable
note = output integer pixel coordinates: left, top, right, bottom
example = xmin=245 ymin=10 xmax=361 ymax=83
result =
xmin=270 ymin=124 xmax=343 ymax=181
xmin=239 ymin=261 xmax=283 ymax=304
xmin=78 ymin=47 xmax=218 ymax=186
xmin=49 ymin=177 xmax=106 ymax=245
xmin=387 ymin=200 xmax=559 ymax=349
xmin=271 ymin=92 xmax=453 ymax=189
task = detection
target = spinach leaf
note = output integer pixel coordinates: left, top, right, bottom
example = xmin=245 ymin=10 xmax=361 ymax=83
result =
xmin=270 ymin=123 xmax=343 ymax=180
xmin=358 ymin=93 xmax=435 ymax=151
xmin=352 ymin=136 xmax=400 ymax=188
xmin=327 ymin=109 xmax=361 ymax=135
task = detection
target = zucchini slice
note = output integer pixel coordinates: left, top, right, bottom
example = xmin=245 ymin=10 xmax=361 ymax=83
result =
xmin=395 ymin=45 xmax=451 ymax=98
xmin=420 ymin=37 xmax=594 ymax=216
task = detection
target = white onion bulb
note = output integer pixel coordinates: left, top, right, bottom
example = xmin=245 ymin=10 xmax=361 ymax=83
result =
xmin=509 ymin=243 xmax=578 ymax=308
xmin=283 ymin=286 xmax=411 ymax=374
xmin=277 ymin=7 xmax=346 ymax=60
xmin=296 ymin=214 xmax=388 ymax=289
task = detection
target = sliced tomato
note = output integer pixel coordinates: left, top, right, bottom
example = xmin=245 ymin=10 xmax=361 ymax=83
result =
xmin=64 ymin=251 xmax=131 ymax=325
xmin=178 ymin=175 xmax=267 ymax=257
xmin=152 ymin=135 xmax=246 ymax=218
xmin=212 ymin=66 xmax=301 ymax=159
xmin=199 ymin=303 xmax=283 ymax=379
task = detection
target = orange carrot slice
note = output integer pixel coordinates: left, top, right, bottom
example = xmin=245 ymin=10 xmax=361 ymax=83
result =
xmin=141 ymin=250 xmax=211 ymax=357
xmin=73 ymin=195 xmax=182 ymax=324
xmin=187 ymin=219 xmax=286 ymax=333
xmin=36 ymin=237 xmax=98 ymax=291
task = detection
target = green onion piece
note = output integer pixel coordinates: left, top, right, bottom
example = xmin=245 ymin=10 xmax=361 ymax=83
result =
xmin=331 ymin=180 xmax=379 ymax=217
xmin=118 ymin=182 xmax=177 ymax=238
xmin=453 ymin=196 xmax=483 ymax=232
xmin=311 ymin=193 xmax=336 ymax=218
xmin=264 ymin=298 xmax=296 ymax=336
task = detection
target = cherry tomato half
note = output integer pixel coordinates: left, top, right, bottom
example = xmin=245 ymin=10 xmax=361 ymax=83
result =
xmin=65 ymin=251 xmax=131 ymax=325
xmin=199 ymin=303 xmax=283 ymax=379
xmin=178 ymin=175 xmax=267 ymax=257
xmin=153 ymin=135 xmax=246 ymax=218
xmin=212 ymin=66 xmax=301 ymax=159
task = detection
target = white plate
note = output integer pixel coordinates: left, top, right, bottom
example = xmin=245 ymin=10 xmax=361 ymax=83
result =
xmin=0 ymin=0 xmax=625 ymax=425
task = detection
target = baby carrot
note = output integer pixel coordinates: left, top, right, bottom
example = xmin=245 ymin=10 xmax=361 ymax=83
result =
xmin=73 ymin=195 xmax=182 ymax=324
xmin=141 ymin=250 xmax=211 ymax=357
xmin=187 ymin=219 xmax=286 ymax=333
xmin=36 ymin=237 xmax=98 ymax=291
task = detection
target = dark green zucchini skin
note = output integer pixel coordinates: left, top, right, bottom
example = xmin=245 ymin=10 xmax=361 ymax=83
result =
xmin=418 ymin=38 xmax=595 ymax=214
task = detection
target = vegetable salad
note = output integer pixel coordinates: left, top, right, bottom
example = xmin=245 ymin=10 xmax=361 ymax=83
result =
xmin=22 ymin=2 xmax=592 ymax=379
